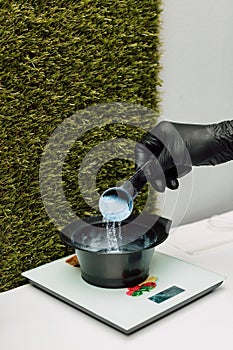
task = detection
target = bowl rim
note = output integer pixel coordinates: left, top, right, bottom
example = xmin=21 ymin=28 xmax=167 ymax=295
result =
xmin=60 ymin=213 xmax=171 ymax=254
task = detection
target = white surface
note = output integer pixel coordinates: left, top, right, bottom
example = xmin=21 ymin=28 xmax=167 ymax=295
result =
xmin=1 ymin=211 xmax=233 ymax=350
xmin=168 ymin=210 xmax=233 ymax=254
xmin=21 ymin=252 xmax=225 ymax=334
xmin=159 ymin=0 xmax=233 ymax=224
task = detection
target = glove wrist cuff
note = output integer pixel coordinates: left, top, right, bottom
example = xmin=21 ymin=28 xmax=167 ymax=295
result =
xmin=212 ymin=120 xmax=233 ymax=162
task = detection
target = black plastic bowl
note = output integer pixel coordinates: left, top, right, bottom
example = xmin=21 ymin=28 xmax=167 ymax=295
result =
xmin=60 ymin=214 xmax=171 ymax=288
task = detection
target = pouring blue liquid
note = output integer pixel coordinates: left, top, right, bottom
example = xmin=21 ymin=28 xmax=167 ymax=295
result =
xmin=99 ymin=161 xmax=152 ymax=222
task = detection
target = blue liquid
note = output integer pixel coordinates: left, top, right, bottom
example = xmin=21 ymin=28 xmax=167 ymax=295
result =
xmin=99 ymin=194 xmax=132 ymax=222
xmin=99 ymin=194 xmax=132 ymax=251
xmin=73 ymin=219 xmax=151 ymax=253
xmin=105 ymin=220 xmax=121 ymax=252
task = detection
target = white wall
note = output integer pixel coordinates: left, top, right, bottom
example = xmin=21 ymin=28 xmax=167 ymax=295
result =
xmin=158 ymin=0 xmax=233 ymax=225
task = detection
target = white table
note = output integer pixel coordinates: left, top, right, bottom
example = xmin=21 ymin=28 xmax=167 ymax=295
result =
xmin=1 ymin=211 xmax=233 ymax=350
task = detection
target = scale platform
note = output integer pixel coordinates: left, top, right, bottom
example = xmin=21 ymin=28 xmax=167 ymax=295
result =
xmin=22 ymin=252 xmax=225 ymax=334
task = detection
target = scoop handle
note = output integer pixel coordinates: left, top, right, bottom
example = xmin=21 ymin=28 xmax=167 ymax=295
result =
xmin=121 ymin=160 xmax=152 ymax=198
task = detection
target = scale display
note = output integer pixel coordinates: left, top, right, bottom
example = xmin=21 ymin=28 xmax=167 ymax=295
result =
xmin=149 ymin=285 xmax=185 ymax=304
xmin=22 ymin=252 xmax=225 ymax=334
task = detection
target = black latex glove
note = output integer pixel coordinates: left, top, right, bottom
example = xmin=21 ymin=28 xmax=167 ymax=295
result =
xmin=135 ymin=120 xmax=233 ymax=192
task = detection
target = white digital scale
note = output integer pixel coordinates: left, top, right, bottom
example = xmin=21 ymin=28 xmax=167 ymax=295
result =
xmin=22 ymin=252 xmax=225 ymax=334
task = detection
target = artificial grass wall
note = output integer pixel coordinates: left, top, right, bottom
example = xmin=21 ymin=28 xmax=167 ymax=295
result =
xmin=0 ymin=1 xmax=162 ymax=292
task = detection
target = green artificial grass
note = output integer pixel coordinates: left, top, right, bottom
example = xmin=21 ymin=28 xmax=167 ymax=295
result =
xmin=0 ymin=0 xmax=163 ymax=292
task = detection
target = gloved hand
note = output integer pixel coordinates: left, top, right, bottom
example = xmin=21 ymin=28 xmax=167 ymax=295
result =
xmin=135 ymin=120 xmax=233 ymax=192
